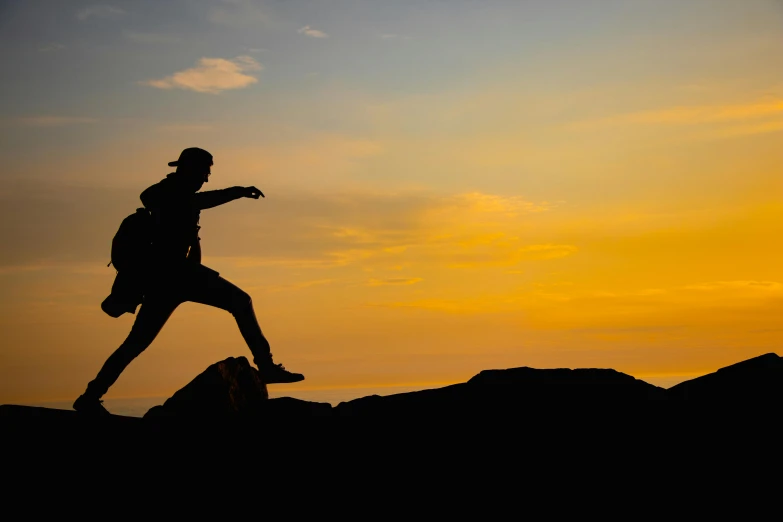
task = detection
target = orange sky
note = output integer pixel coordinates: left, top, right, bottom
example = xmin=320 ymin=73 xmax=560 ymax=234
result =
xmin=1 ymin=1 xmax=781 ymax=405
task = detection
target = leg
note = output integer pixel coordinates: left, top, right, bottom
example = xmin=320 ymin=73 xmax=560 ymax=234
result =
xmin=82 ymin=296 xmax=180 ymax=401
xmin=184 ymin=268 xmax=303 ymax=383
xmin=184 ymin=273 xmax=271 ymax=362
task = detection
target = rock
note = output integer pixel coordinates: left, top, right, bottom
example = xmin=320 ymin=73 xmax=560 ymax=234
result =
xmin=467 ymin=366 xmax=667 ymax=404
xmin=0 ymin=404 xmax=140 ymax=426
xmin=4 ymin=352 xmax=779 ymax=427
xmin=262 ymin=397 xmax=333 ymax=417
xmin=334 ymin=366 xmax=666 ymax=417
xmin=144 ymin=356 xmax=268 ymax=418
xmin=0 ymin=404 xmax=143 ymax=446
xmin=667 ymin=352 xmax=783 ymax=404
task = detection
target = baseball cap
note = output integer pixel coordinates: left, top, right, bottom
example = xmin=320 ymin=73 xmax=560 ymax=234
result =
xmin=168 ymin=147 xmax=213 ymax=167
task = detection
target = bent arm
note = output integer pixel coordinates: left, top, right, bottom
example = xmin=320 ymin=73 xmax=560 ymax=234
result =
xmin=194 ymin=187 xmax=246 ymax=210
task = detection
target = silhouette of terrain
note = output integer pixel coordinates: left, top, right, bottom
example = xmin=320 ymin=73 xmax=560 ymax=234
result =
xmin=4 ymin=353 xmax=780 ymax=424
xmin=145 ymin=357 xmax=269 ymax=418
xmin=4 ymin=352 xmax=780 ymax=485
xmin=667 ymin=352 xmax=783 ymax=403
xmin=333 ymin=366 xmax=667 ymax=417
xmin=144 ymin=356 xmax=332 ymax=419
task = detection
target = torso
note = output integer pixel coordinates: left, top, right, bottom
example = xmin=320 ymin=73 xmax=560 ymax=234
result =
xmin=141 ymin=174 xmax=201 ymax=265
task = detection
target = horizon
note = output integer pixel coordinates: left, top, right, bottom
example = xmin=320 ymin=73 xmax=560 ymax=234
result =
xmin=1 ymin=1 xmax=781 ymax=406
xmin=23 ymin=362 xmax=733 ymax=416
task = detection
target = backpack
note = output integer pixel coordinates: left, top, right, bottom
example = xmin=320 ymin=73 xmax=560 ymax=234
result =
xmin=108 ymin=208 xmax=153 ymax=272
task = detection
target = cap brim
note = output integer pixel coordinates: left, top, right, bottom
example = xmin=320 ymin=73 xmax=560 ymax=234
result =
xmin=167 ymin=161 xmax=179 ymax=167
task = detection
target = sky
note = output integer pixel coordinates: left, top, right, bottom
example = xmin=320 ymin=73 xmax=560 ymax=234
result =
xmin=0 ymin=0 xmax=781 ymax=407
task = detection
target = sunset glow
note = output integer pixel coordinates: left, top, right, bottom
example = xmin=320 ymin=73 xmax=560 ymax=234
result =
xmin=1 ymin=0 xmax=781 ymax=406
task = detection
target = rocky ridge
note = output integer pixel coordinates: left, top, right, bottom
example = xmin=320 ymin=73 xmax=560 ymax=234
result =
xmin=2 ymin=353 xmax=780 ymax=423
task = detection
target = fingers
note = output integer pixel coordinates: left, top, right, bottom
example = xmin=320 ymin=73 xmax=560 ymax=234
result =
xmin=246 ymin=186 xmax=265 ymax=199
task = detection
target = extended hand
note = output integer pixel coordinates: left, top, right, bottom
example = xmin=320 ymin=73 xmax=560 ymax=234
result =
xmin=243 ymin=186 xmax=265 ymax=199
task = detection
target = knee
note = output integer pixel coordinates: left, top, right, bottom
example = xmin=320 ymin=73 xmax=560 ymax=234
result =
xmin=231 ymin=290 xmax=253 ymax=313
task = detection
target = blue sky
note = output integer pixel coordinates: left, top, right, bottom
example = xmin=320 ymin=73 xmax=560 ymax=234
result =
xmin=2 ymin=1 xmax=780 ymax=183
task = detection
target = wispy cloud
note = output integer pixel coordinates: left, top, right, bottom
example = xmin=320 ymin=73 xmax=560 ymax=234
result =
xmin=17 ymin=116 xmax=97 ymax=127
xmin=445 ymin=192 xmax=551 ymax=217
xmin=142 ymin=55 xmax=262 ymax=94
xmin=682 ymin=280 xmax=783 ymax=294
xmin=367 ymin=277 xmax=423 ymax=286
xmin=569 ymin=100 xmax=783 ymax=131
xmin=38 ymin=43 xmax=64 ymax=52
xmin=623 ymin=101 xmax=782 ymax=125
xmin=0 ymin=178 xmax=558 ymax=278
xmin=298 ymin=25 xmax=328 ymax=38
xmin=156 ymin=124 xmax=213 ymax=132
xmin=76 ymin=5 xmax=126 ymax=21
xmin=124 ymin=31 xmax=180 ymax=44
xmin=0 ymin=262 xmax=107 ymax=276
xmin=205 ymin=189 xmax=560 ymax=272
xmin=209 ymin=1 xmax=270 ymax=27
xmin=516 ymin=244 xmax=578 ymax=259
xmin=251 ymin=278 xmax=336 ymax=293
xmin=704 ymin=120 xmax=783 ymax=139
xmin=551 ymin=280 xmax=783 ymax=310
xmin=366 ymin=298 xmax=489 ymax=314
xmin=379 ymin=33 xmax=411 ymax=40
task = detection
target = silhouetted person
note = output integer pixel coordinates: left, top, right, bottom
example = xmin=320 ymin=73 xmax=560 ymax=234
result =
xmin=74 ymin=147 xmax=303 ymax=415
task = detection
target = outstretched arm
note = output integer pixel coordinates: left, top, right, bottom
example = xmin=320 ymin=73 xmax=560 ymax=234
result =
xmin=194 ymin=186 xmax=264 ymax=210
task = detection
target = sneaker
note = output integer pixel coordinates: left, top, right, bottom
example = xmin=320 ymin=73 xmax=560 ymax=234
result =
xmin=73 ymin=394 xmax=112 ymax=416
xmin=255 ymin=357 xmax=305 ymax=384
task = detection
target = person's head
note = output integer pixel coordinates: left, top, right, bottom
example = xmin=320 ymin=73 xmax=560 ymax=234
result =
xmin=168 ymin=147 xmax=213 ymax=191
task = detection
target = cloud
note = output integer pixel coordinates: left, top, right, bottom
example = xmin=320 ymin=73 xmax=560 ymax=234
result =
xmin=76 ymin=5 xmax=126 ymax=21
xmin=569 ymin=100 xmax=783 ymax=131
xmin=17 ymin=116 xmax=97 ymax=127
xmin=124 ymin=31 xmax=181 ymax=44
xmin=368 ymin=278 xmax=423 ymax=286
xmin=0 ymin=264 xmax=51 ymax=276
xmin=38 ymin=43 xmax=64 ymax=52
xmin=366 ymin=298 xmax=491 ymax=314
xmin=156 ymin=124 xmax=213 ymax=132
xmin=623 ymin=101 xmax=783 ymax=125
xmin=705 ymin=120 xmax=783 ymax=139
xmin=0 ymin=176 xmax=559 ymax=279
xmin=445 ymin=192 xmax=551 ymax=217
xmin=365 ymin=278 xmax=783 ymax=316
xmin=249 ymin=278 xmax=336 ymax=293
xmin=208 ymin=1 xmax=270 ymax=27
xmin=142 ymin=55 xmax=262 ymax=94
xmin=379 ymin=33 xmax=411 ymax=40
xmin=516 ymin=244 xmax=578 ymax=259
xmin=682 ymin=280 xmax=783 ymax=294
xmin=441 ymin=240 xmax=578 ymax=269
xmin=555 ymin=280 xmax=783 ymax=312
xmin=202 ymin=188 xmax=561 ymax=273
xmin=298 ymin=26 xmax=328 ymax=38
xmin=0 ymin=262 xmax=105 ymax=276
